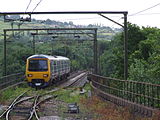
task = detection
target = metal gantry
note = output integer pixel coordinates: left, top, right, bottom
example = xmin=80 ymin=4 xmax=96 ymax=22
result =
xmin=3 ymin=28 xmax=97 ymax=75
xmin=1 ymin=11 xmax=128 ymax=79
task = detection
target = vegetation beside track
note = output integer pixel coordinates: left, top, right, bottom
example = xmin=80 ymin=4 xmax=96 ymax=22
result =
xmin=0 ymin=83 xmax=159 ymax=119
xmin=54 ymin=83 xmax=91 ymax=103
xmin=80 ymin=95 xmax=160 ymax=120
xmin=0 ymin=84 xmax=30 ymax=104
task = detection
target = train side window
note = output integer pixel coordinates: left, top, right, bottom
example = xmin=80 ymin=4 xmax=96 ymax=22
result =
xmin=64 ymin=61 xmax=66 ymax=70
xmin=60 ymin=61 xmax=62 ymax=69
xmin=62 ymin=60 xmax=65 ymax=70
xmin=66 ymin=61 xmax=68 ymax=70
xmin=61 ymin=61 xmax=63 ymax=67
xmin=64 ymin=61 xmax=66 ymax=68
xmin=50 ymin=60 xmax=54 ymax=71
xmin=57 ymin=61 xmax=60 ymax=72
xmin=68 ymin=60 xmax=70 ymax=69
xmin=54 ymin=61 xmax=57 ymax=73
xmin=61 ymin=61 xmax=63 ymax=70
xmin=67 ymin=60 xmax=69 ymax=66
xmin=66 ymin=61 xmax=68 ymax=68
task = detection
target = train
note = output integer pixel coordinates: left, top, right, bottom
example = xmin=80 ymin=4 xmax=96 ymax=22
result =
xmin=25 ymin=54 xmax=70 ymax=88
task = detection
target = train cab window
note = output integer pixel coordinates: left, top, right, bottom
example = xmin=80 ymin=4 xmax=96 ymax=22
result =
xmin=28 ymin=59 xmax=48 ymax=71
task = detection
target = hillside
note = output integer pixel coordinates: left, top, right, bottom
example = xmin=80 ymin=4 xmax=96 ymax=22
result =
xmin=0 ymin=16 xmax=121 ymax=42
xmin=0 ymin=16 xmax=121 ymax=77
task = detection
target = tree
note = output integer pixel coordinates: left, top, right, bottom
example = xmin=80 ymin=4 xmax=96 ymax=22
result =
xmin=45 ymin=19 xmax=53 ymax=25
xmin=128 ymin=26 xmax=160 ymax=83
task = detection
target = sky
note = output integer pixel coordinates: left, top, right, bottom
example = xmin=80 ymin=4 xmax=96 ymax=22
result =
xmin=0 ymin=0 xmax=160 ymax=28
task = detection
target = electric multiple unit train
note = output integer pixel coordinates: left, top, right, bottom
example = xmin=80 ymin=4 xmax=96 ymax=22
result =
xmin=25 ymin=54 xmax=70 ymax=87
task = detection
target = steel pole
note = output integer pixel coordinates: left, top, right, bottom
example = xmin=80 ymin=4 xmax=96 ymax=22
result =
xmin=124 ymin=13 xmax=128 ymax=80
xmin=3 ymin=30 xmax=7 ymax=76
xmin=94 ymin=29 xmax=98 ymax=74
xmin=52 ymin=39 xmax=54 ymax=55
xmin=33 ymin=35 xmax=35 ymax=54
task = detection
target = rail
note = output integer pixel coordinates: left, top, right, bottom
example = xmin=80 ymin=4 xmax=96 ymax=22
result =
xmin=0 ymin=72 xmax=25 ymax=90
xmin=89 ymin=74 xmax=160 ymax=116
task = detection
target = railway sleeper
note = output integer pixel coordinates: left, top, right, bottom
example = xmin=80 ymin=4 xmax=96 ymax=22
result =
xmin=12 ymin=107 xmax=31 ymax=115
xmin=13 ymin=106 xmax=31 ymax=111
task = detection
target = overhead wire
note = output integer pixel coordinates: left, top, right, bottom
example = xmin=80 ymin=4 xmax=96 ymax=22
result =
xmin=32 ymin=0 xmax=44 ymax=12
xmin=20 ymin=0 xmax=160 ymax=29
xmin=21 ymin=1 xmax=160 ymax=30
xmin=129 ymin=12 xmax=160 ymax=17
xmin=59 ymin=15 xmax=121 ymax=22
xmin=20 ymin=0 xmax=33 ymax=21
xmin=108 ymin=16 xmax=123 ymax=28
xmin=25 ymin=0 xmax=32 ymax=13
xmin=21 ymin=0 xmax=44 ymax=24
xmin=129 ymin=2 xmax=160 ymax=16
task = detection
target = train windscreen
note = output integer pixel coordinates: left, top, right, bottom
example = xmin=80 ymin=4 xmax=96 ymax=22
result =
xmin=28 ymin=59 xmax=48 ymax=71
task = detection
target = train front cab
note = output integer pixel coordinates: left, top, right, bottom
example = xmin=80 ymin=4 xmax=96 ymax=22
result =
xmin=26 ymin=58 xmax=51 ymax=88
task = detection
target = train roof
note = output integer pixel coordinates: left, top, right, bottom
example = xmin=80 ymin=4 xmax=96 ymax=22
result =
xmin=27 ymin=54 xmax=70 ymax=61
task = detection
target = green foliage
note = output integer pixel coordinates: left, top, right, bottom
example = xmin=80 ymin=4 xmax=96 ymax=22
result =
xmin=0 ymin=86 xmax=29 ymax=103
xmin=127 ymin=23 xmax=146 ymax=54
xmin=1 ymin=34 xmax=95 ymax=76
xmin=0 ymin=18 xmax=115 ymax=77
xmin=0 ymin=17 xmax=159 ymax=85
xmin=147 ymin=53 xmax=160 ymax=83
xmin=5 ymin=41 xmax=33 ymax=75
xmin=138 ymin=39 xmax=154 ymax=60
xmin=71 ymin=60 xmax=80 ymax=71
xmin=100 ymin=23 xmax=160 ymax=84
xmin=54 ymin=87 xmax=90 ymax=103
xmin=100 ymin=32 xmax=124 ymax=78
xmin=128 ymin=59 xmax=150 ymax=82
xmin=127 ymin=26 xmax=160 ymax=83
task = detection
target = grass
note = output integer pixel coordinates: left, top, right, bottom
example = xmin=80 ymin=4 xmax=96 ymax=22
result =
xmin=0 ymin=82 xmax=91 ymax=104
xmin=54 ymin=84 xmax=91 ymax=103
xmin=0 ymin=19 xmax=50 ymax=42
xmin=99 ymin=32 xmax=114 ymax=36
xmin=0 ymin=84 xmax=30 ymax=104
xmin=2 ymin=83 xmax=159 ymax=119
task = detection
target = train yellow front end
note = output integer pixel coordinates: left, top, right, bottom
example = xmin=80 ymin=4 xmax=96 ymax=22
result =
xmin=26 ymin=54 xmax=70 ymax=88
xmin=26 ymin=55 xmax=51 ymax=87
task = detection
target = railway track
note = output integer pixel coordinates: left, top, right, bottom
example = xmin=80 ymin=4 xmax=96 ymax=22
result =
xmin=0 ymin=71 xmax=88 ymax=120
xmin=68 ymin=72 xmax=88 ymax=87
xmin=3 ymin=93 xmax=57 ymax=120
xmin=59 ymin=71 xmax=88 ymax=88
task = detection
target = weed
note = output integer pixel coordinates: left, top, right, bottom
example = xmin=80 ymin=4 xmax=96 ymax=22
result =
xmin=80 ymin=96 xmax=159 ymax=120
xmin=0 ymin=85 xmax=30 ymax=103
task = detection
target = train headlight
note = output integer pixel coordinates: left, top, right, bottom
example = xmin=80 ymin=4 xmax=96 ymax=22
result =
xmin=27 ymin=74 xmax=33 ymax=77
xmin=43 ymin=74 xmax=48 ymax=77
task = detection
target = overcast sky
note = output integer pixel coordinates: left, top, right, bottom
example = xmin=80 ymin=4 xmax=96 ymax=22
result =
xmin=0 ymin=0 xmax=160 ymax=28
